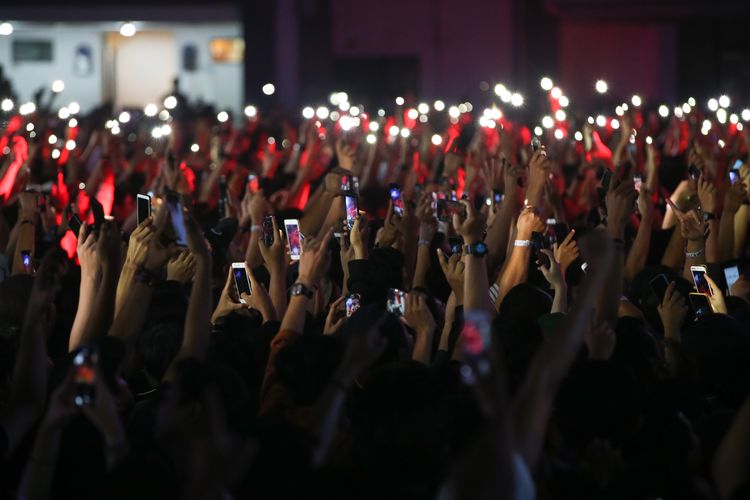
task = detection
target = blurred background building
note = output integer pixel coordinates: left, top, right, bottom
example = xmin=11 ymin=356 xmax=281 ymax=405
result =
xmin=0 ymin=0 xmax=748 ymax=115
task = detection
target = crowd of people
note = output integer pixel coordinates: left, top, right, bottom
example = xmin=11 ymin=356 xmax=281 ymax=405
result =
xmin=0 ymin=72 xmax=750 ymax=500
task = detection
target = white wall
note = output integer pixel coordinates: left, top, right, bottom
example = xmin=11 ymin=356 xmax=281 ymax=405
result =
xmin=0 ymin=21 xmax=243 ymax=114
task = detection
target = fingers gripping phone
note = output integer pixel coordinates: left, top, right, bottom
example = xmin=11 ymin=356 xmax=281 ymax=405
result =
xmin=231 ymin=262 xmax=252 ymax=303
xmin=284 ymin=219 xmax=302 ymax=260
xmin=137 ymin=194 xmax=152 ymax=225
xmin=690 ymin=266 xmax=713 ymax=296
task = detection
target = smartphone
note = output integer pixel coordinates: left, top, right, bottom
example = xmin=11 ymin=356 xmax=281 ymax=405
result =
xmin=724 ymin=264 xmax=740 ymax=294
xmin=649 ymin=274 xmax=670 ymax=303
xmin=690 ymin=265 xmax=713 ymax=296
xmin=90 ymin=197 xmax=104 ymax=234
xmin=345 ymin=293 xmax=361 ymax=317
xmin=247 ymin=173 xmax=259 ymax=194
xmin=340 ymin=175 xmax=352 ymax=194
xmin=136 ymin=194 xmax=151 ymax=225
xmin=545 ymin=218 xmax=558 ymax=247
xmin=493 ymin=190 xmax=503 ymax=205
xmin=459 ymin=310 xmax=493 ymax=385
xmin=531 ymin=231 xmax=550 ymax=268
xmin=262 ymin=215 xmax=275 ymax=247
xmin=688 ymin=165 xmax=701 ymax=182
xmin=284 ymin=219 xmax=302 ymax=260
xmin=447 ymin=236 xmax=463 ymax=256
xmin=231 ymin=262 xmax=252 ymax=303
xmin=730 ymin=170 xmax=740 ymax=185
xmin=69 ymin=214 xmax=83 ymax=236
xmin=633 ymin=175 xmax=642 ymax=192
xmin=553 ymin=222 xmax=570 ymax=245
xmin=436 ymin=199 xmax=464 ymax=222
xmin=689 ymin=292 xmax=712 ymax=318
xmin=166 ymin=193 xmax=188 ymax=247
xmin=386 ymin=288 xmax=407 ymax=316
xmin=344 ymin=195 xmax=358 ymax=230
xmin=72 ymin=346 xmax=97 ymax=407
xmin=20 ymin=250 xmax=32 ymax=272
xmin=732 ymin=159 xmax=743 ymax=171
xmin=531 ymin=137 xmax=541 ymax=152
xmin=389 ymin=184 xmax=404 ymax=216
xmin=218 ymin=175 xmax=228 ymax=217
xmin=598 ymin=169 xmax=612 ymax=206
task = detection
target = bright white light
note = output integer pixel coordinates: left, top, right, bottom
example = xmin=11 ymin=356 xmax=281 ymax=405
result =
xmin=719 ymin=139 xmax=726 ymax=148
xmin=388 ymin=125 xmax=399 ymax=137
xmin=163 ymin=96 xmax=177 ymax=109
xmin=646 ymin=136 xmax=653 ymax=145
xmin=490 ymin=108 xmax=502 ymax=120
xmin=419 ymin=114 xmax=428 ymax=123
xmin=158 ymin=110 xmax=170 ymax=121
xmin=151 ymin=127 xmax=163 ymax=139
xmin=458 ymin=103 xmax=468 ymax=114
xmin=494 ymin=83 xmax=507 ymax=96
xmin=688 ymin=97 xmax=695 ymax=107
xmin=418 ymin=103 xmax=429 ymax=114
xmin=708 ymin=98 xmax=719 ymax=112
xmin=719 ymin=95 xmax=730 ymax=108
xmin=550 ymin=87 xmax=562 ymax=99
xmin=395 ymin=96 xmax=405 ymax=106
xmin=144 ymin=104 xmax=157 ymax=117
xmin=595 ymin=79 xmax=608 ymax=93
xmin=160 ymin=124 xmax=172 ymax=135
xmin=682 ymin=103 xmax=691 ymax=114
xmin=701 ymin=120 xmax=712 ymax=133
xmin=338 ymin=101 xmax=350 ymax=112
xmin=244 ymin=105 xmax=257 ymax=118
xmin=658 ymin=105 xmax=669 ymax=118
xmin=302 ymin=107 xmax=314 ymax=119
xmin=316 ymin=106 xmax=329 ymax=120
xmin=191 ymin=143 xmax=200 ymax=153
xmin=51 ymin=80 xmax=65 ymax=93
xmin=262 ymin=83 xmax=275 ymax=96
xmin=631 ymin=95 xmax=642 ymax=107
xmin=0 ymin=22 xmax=14 ymax=36
xmin=400 ymin=128 xmax=410 ymax=138
xmin=559 ymin=96 xmax=569 ymax=107
xmin=58 ymin=107 xmax=70 ymax=119
xmin=19 ymin=102 xmax=35 ymax=115
xmin=448 ymin=106 xmax=460 ymax=118
xmin=329 ymin=92 xmax=347 ymax=105
xmin=26 ymin=123 xmax=33 ymax=131
xmin=717 ymin=108 xmax=727 ymax=124
xmin=68 ymin=102 xmax=80 ymax=114
xmin=587 ymin=116 xmax=594 ymax=124
xmin=611 ymin=119 xmax=620 ymax=129
xmin=554 ymin=129 xmax=564 ymax=140
xmin=738 ymin=123 xmax=744 ymax=131
xmin=730 ymin=113 xmax=739 ymax=124
xmin=431 ymin=134 xmax=442 ymax=146
xmin=510 ymin=93 xmax=524 ymax=107
xmin=574 ymin=131 xmax=583 ymax=141
xmin=350 ymin=106 xmax=360 ymax=116
xmin=433 ymin=100 xmax=445 ymax=111
xmin=367 ymin=121 xmax=378 ymax=132
xmin=339 ymin=115 xmax=354 ymax=131
xmin=68 ymin=118 xmax=77 ymax=128
xmin=615 ymin=106 xmax=624 ymax=116
xmin=111 ymin=126 xmax=120 ymax=135
xmin=119 ymin=22 xmax=136 ymax=37
xmin=542 ymin=116 xmax=554 ymax=129
xmin=118 ymin=111 xmax=130 ymax=123
xmin=51 ymin=149 xmax=60 ymax=160
xmin=743 ymin=109 xmax=750 ymax=121
xmin=478 ymin=116 xmax=489 ymax=128
xmin=595 ymin=115 xmax=606 ymax=127
xmin=552 ymin=109 xmax=565 ymax=122
xmin=674 ymin=107 xmax=684 ymax=119
xmin=0 ymin=99 xmax=12 ymax=112
xmin=217 ymin=111 xmax=229 ymax=123
xmin=377 ymin=109 xmax=385 ymax=117
xmin=407 ymin=108 xmax=418 ymax=120
xmin=48 ymin=134 xmax=58 ymax=145
xmin=65 ymin=140 xmax=76 ymax=151
xmin=540 ymin=77 xmax=553 ymax=90
xmin=534 ymin=126 xmax=543 ymax=136
xmin=366 ymin=134 xmax=376 ymax=144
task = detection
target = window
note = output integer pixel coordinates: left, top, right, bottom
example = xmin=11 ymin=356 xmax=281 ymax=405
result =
xmin=12 ymin=40 xmax=53 ymax=63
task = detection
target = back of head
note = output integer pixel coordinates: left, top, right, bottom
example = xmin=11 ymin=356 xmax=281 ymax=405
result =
xmin=498 ymin=283 xmax=552 ymax=325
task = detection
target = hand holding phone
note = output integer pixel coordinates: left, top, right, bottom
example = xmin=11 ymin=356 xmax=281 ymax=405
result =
xmin=166 ymin=194 xmax=188 ymax=247
xmin=389 ymin=184 xmax=404 ymax=216
xmin=137 ymin=194 xmax=151 ymax=225
xmin=690 ymin=266 xmax=713 ymax=296
xmin=231 ymin=262 xmax=252 ymax=303
xmin=649 ymin=274 xmax=670 ymax=303
xmin=284 ymin=219 xmax=302 ymax=260
xmin=73 ymin=346 xmax=97 ymax=407
xmin=345 ymin=293 xmax=361 ymax=317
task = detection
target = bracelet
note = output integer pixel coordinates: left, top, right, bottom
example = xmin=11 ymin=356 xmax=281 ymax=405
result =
xmin=418 ymin=239 xmax=431 ymax=247
xmin=685 ymin=247 xmax=705 ymax=258
xmin=514 ymin=240 xmax=531 ymax=247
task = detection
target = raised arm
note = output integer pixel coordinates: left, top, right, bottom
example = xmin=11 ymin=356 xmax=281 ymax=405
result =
xmin=454 ymin=199 xmax=493 ymax=313
xmin=719 ymin=182 xmax=746 ymax=261
xmin=496 ymin=207 xmax=544 ymax=307
xmin=625 ymin=187 xmax=654 ymax=282
xmin=11 ymin=191 xmax=37 ymax=275
xmin=257 ymin=216 xmax=288 ymax=320
xmin=68 ymin=225 xmax=98 ymax=351
xmin=485 ymin=161 xmax=522 ymax=273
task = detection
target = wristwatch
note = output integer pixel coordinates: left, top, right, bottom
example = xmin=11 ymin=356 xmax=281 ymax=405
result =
xmin=290 ymin=282 xmax=314 ymax=299
xmin=464 ymin=242 xmax=488 ymax=257
xmin=702 ymin=212 xmax=716 ymax=222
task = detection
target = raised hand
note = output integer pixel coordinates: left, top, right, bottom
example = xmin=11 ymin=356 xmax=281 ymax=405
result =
xmin=167 ymin=250 xmax=196 ymax=284
xmin=297 ymin=227 xmax=334 ymax=288
xmin=538 ymin=249 xmax=564 ymax=289
xmin=323 ymin=296 xmax=347 ymax=335
xmin=453 ymin=198 xmax=486 ymax=245
xmin=516 ymin=206 xmax=544 ymax=240
xmin=240 ymin=267 xmax=277 ymax=322
xmin=402 ymin=292 xmax=436 ymax=335
xmin=77 ymin=223 xmax=98 ymax=277
xmin=212 ymin=266 xmax=246 ymax=323
xmin=258 ymin=217 xmax=286 ymax=270
xmin=667 ymin=199 xmax=705 ymax=241
xmin=375 ymin=201 xmax=400 ymax=248
xmin=696 ymin=175 xmax=717 ymax=215
xmin=437 ymin=248 xmax=465 ymax=299
xmin=527 ymin=149 xmax=552 ymax=205
xmin=704 ymin=274 xmax=728 ymax=314
xmin=553 ymin=229 xmax=579 ymax=275
xmin=605 ymin=169 xmax=638 ymax=238
xmin=336 ymin=139 xmax=357 ymax=171
xmin=724 ymin=182 xmax=747 ymax=216
xmin=184 ymin=208 xmax=211 ymax=262
xmin=96 ymin=220 xmax=121 ymax=271
xmin=349 ymin=215 xmax=370 ymax=260
xmin=657 ymin=282 xmax=689 ymax=339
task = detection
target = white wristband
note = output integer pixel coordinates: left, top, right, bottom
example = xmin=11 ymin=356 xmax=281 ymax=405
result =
xmin=514 ymin=239 xmax=531 ymax=247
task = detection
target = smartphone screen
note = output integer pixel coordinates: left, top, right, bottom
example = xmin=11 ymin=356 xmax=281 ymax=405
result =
xmin=732 ymin=159 xmax=743 ymax=171
xmin=231 ymin=263 xmax=252 ymax=303
xmin=689 ymin=293 xmax=712 ymax=318
xmin=166 ymin=194 xmax=188 ymax=247
xmin=344 ymin=195 xmax=358 ymax=230
xmin=493 ymin=190 xmax=503 ymax=205
xmin=691 ymin=266 xmax=713 ymax=296
xmin=461 ymin=310 xmax=492 ymax=358
xmin=649 ymin=274 xmax=670 ymax=303
xmin=137 ymin=194 xmax=151 ymax=225
xmin=247 ymin=173 xmax=259 ymax=194
xmin=389 ymin=184 xmax=404 ymax=216
xmin=730 ymin=171 xmax=740 ymax=185
xmin=633 ymin=175 xmax=643 ymax=192
xmin=386 ymin=288 xmax=407 ymax=316
xmin=21 ymin=250 xmax=31 ymax=272
xmin=72 ymin=347 xmax=97 ymax=407
xmin=531 ymin=137 xmax=541 ymax=152
xmin=345 ymin=293 xmax=361 ymax=317
xmin=531 ymin=232 xmax=550 ymax=268
xmin=340 ymin=175 xmax=352 ymax=194
xmin=262 ymin=215 xmax=275 ymax=247
xmin=724 ymin=265 xmax=740 ymax=293
xmin=436 ymin=199 xmax=464 ymax=222
xmin=284 ymin=219 xmax=302 ymax=260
